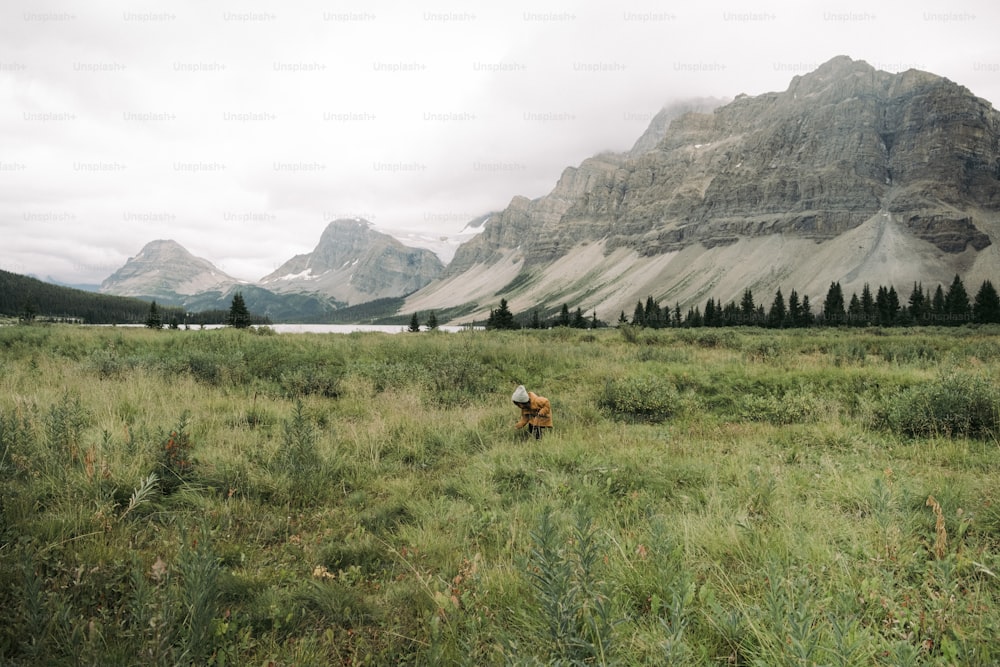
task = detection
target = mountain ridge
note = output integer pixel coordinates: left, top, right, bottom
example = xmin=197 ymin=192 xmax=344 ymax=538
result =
xmin=403 ymin=56 xmax=1000 ymax=323
xmin=258 ymin=219 xmax=445 ymax=304
xmin=99 ymin=239 xmax=242 ymax=302
xmin=95 ymin=56 xmax=1000 ymax=324
xmin=98 ymin=219 xmax=452 ymax=319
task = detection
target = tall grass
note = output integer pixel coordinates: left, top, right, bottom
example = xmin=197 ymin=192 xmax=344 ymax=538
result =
xmin=1 ymin=324 xmax=999 ymax=665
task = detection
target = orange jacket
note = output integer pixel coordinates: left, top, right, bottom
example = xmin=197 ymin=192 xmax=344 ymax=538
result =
xmin=514 ymin=392 xmax=552 ymax=429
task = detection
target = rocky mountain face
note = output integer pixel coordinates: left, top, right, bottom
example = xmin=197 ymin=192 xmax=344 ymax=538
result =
xmin=259 ymin=219 xmax=444 ymax=305
xmin=98 ymin=239 xmax=337 ymax=320
xmin=405 ymin=56 xmax=1000 ymax=323
xmin=99 ymin=239 xmax=240 ymax=303
xmin=377 ymin=212 xmax=491 ymax=265
xmin=627 ymin=97 xmax=729 ymax=156
xmin=100 ymin=220 xmax=449 ymax=320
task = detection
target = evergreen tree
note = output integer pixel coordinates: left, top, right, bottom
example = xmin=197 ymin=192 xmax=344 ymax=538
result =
xmin=973 ymin=280 xmax=1000 ymax=323
xmin=740 ymin=288 xmax=755 ymax=324
xmin=227 ymin=292 xmax=251 ymax=329
xmin=557 ymin=303 xmax=571 ymax=327
xmin=618 ymin=310 xmax=628 ymax=325
xmin=408 ymin=312 xmax=421 ymax=332
xmin=787 ymin=290 xmax=801 ymax=328
xmin=931 ymin=285 xmax=946 ymax=319
xmin=145 ymin=300 xmax=163 ymax=329
xmin=886 ymin=286 xmax=900 ymax=325
xmin=686 ymin=306 xmax=702 ymax=327
xmin=944 ymin=274 xmax=971 ymax=323
xmin=20 ymin=300 xmax=36 ymax=324
xmin=590 ymin=310 xmax=600 ymax=329
xmin=530 ymin=309 xmax=541 ymax=329
xmin=704 ymin=298 xmax=717 ymax=327
xmin=875 ymin=286 xmax=900 ymax=326
xmin=644 ymin=296 xmax=662 ymax=328
xmin=426 ymin=311 xmax=438 ymax=330
xmin=823 ymin=282 xmax=846 ymax=324
xmin=721 ymin=301 xmax=739 ymax=327
xmin=875 ymin=286 xmax=889 ymax=325
xmin=673 ymin=303 xmax=682 ymax=328
xmin=632 ymin=301 xmax=645 ymax=327
xmin=572 ymin=307 xmax=587 ymax=329
xmin=848 ymin=293 xmax=863 ymax=326
xmin=767 ymin=289 xmax=787 ymax=328
xmin=487 ymin=299 xmax=518 ymax=330
xmin=800 ymin=295 xmax=813 ymax=327
xmin=860 ymin=284 xmax=875 ymax=321
xmin=908 ymin=282 xmax=927 ymax=323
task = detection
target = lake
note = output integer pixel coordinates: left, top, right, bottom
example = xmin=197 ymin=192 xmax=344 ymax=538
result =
xmin=90 ymin=323 xmax=476 ymax=334
xmin=263 ymin=324 xmax=474 ymax=334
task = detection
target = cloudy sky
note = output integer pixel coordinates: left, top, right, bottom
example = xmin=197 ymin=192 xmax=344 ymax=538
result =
xmin=1 ymin=0 xmax=997 ymax=284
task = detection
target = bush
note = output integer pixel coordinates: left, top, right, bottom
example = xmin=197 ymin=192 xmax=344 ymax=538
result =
xmin=278 ymin=364 xmax=342 ymax=397
xmin=598 ymin=375 xmax=680 ymax=423
xmin=274 ymin=400 xmax=320 ymax=475
xmin=158 ymin=412 xmax=195 ymax=494
xmin=738 ymin=390 xmax=821 ymax=425
xmin=878 ymin=372 xmax=1000 ymax=439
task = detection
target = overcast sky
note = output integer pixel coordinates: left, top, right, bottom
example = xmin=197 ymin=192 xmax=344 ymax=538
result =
xmin=1 ymin=0 xmax=997 ymax=284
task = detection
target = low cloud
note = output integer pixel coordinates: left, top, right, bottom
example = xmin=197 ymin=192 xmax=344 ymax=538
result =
xmin=1 ymin=0 xmax=997 ymax=283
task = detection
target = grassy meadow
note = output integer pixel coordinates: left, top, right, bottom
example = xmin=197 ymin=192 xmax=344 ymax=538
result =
xmin=1 ymin=323 xmax=999 ymax=666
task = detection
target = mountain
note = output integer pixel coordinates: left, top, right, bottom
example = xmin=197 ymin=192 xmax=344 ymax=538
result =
xmin=259 ymin=219 xmax=445 ymax=305
xmin=404 ymin=56 xmax=1000 ymax=323
xmin=98 ymin=221 xmax=449 ymax=321
xmin=177 ymin=284 xmax=337 ymax=323
xmin=628 ymin=97 xmax=728 ymax=156
xmin=99 ymin=239 xmax=337 ymax=321
xmin=99 ymin=239 xmax=242 ymax=304
xmin=380 ymin=212 xmax=493 ymax=264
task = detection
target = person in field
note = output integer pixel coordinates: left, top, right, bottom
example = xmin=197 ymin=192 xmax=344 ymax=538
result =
xmin=511 ymin=384 xmax=552 ymax=439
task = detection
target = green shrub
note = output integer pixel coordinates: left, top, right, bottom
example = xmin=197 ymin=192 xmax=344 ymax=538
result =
xmin=738 ymin=390 xmax=821 ymax=425
xmin=425 ymin=354 xmax=504 ymax=406
xmin=157 ymin=412 xmax=195 ymax=494
xmin=177 ymin=528 xmax=223 ymax=664
xmin=45 ymin=390 xmax=89 ymax=464
xmin=598 ymin=375 xmax=680 ymax=423
xmin=619 ymin=324 xmax=640 ymax=344
xmin=278 ymin=364 xmax=343 ymax=397
xmin=516 ymin=508 xmax=618 ymax=664
xmin=0 ymin=407 xmax=35 ymax=471
xmin=364 ymin=360 xmax=427 ymax=393
xmin=274 ymin=400 xmax=320 ymax=475
xmin=878 ymin=372 xmax=1000 ymax=439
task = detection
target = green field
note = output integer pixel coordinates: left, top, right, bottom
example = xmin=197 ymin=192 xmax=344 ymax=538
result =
xmin=2 ymin=324 xmax=999 ymax=666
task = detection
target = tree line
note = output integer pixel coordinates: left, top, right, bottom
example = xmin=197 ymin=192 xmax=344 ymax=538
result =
xmin=0 ymin=269 xmax=190 ymax=325
xmin=480 ymin=275 xmax=1000 ymax=331
xmin=0 ymin=269 xmax=272 ymax=327
xmin=484 ymin=300 xmax=604 ymax=330
xmin=628 ymin=275 xmax=1000 ymax=328
xmin=142 ymin=292 xmax=267 ymax=329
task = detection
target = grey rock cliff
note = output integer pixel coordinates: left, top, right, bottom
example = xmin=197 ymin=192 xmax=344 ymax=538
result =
xmin=407 ymin=56 xmax=1000 ymax=323
xmin=99 ymin=239 xmax=240 ymax=304
xmin=260 ymin=219 xmax=444 ymax=305
xmin=556 ymin=56 xmax=998 ymax=259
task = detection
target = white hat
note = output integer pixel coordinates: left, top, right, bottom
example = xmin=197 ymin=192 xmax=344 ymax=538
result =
xmin=512 ymin=385 xmax=529 ymax=403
